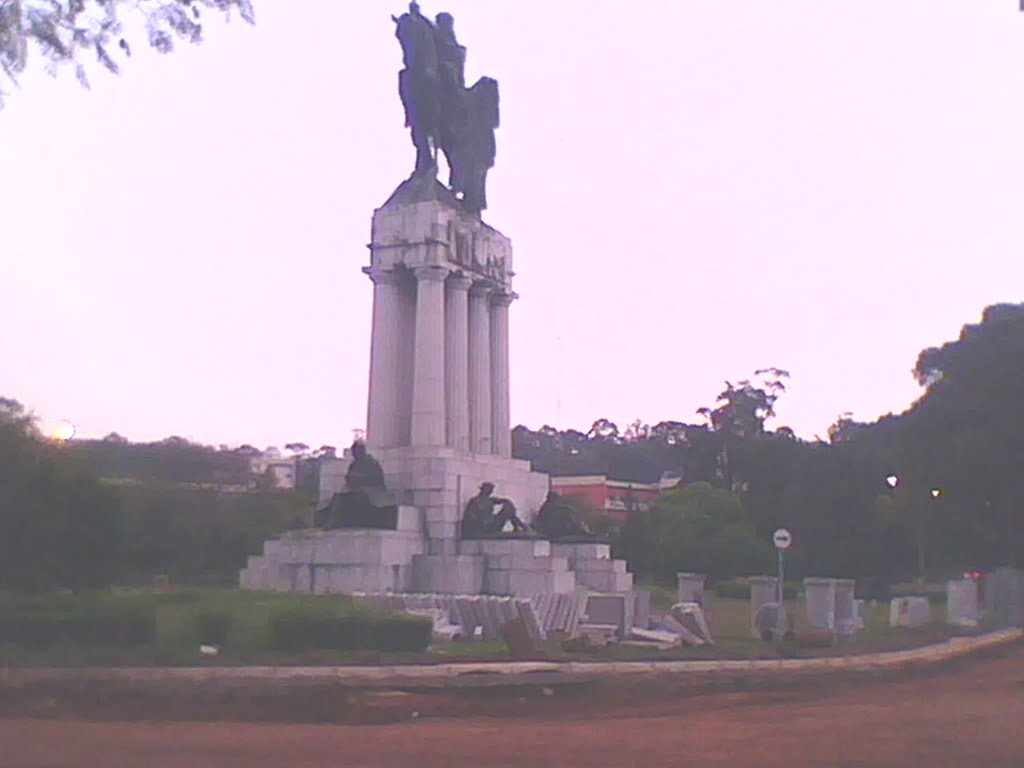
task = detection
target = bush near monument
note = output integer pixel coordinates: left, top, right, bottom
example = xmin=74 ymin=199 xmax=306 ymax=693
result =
xmin=0 ymin=399 xmax=123 ymax=592
xmin=0 ymin=590 xmax=435 ymax=663
xmin=269 ymin=611 xmax=431 ymax=654
xmin=0 ymin=588 xmax=957 ymax=668
xmin=116 ymin=484 xmax=309 ymax=586
xmin=617 ymin=482 xmax=773 ymax=583
xmin=515 ymin=303 xmax=1024 ymax=586
xmin=0 ymin=593 xmax=156 ymax=648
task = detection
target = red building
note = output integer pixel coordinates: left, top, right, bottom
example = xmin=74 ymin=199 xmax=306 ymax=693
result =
xmin=551 ymin=474 xmax=680 ymax=522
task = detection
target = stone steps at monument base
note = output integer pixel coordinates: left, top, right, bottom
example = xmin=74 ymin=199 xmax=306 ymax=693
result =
xmin=571 ymin=557 xmax=627 ymax=574
xmin=573 ymin=569 xmax=634 ymax=593
xmin=411 ymin=554 xmax=485 ymax=594
xmin=239 ymin=559 xmax=412 ymax=593
xmin=458 ymin=538 xmax=552 ymax=557
xmin=484 ymin=569 xmax=576 ymax=597
xmin=486 ymin=554 xmax=570 ymax=572
xmin=551 ymin=542 xmax=612 ymax=562
xmin=263 ymin=530 xmax=425 ymax=566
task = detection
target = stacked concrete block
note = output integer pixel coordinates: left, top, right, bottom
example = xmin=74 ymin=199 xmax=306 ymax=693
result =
xmin=460 ymin=538 xmax=552 ymax=557
xmin=551 ymin=541 xmax=634 ymax=594
xmin=749 ymin=576 xmax=780 ymax=638
xmin=832 ymin=580 xmax=858 ymax=635
xmin=580 ymin=593 xmax=628 ymax=637
xmin=677 ymin=572 xmax=706 ymax=606
xmin=946 ymin=577 xmax=980 ymax=627
xmin=316 ymin=458 xmax=349 ymax=507
xmin=530 ymin=592 xmax=584 ymax=635
xmin=804 ymin=577 xmax=860 ymax=634
xmin=367 ymin=447 xmax=551 ymax=557
xmin=411 ymin=554 xmax=486 ymax=593
xmin=982 ymin=568 xmax=1024 ymax=629
xmin=484 ymin=569 xmax=576 ymax=597
xmin=889 ymin=596 xmax=933 ymax=627
xmin=314 ymin=564 xmax=411 ymax=594
xmin=670 ymin=602 xmax=714 ymax=645
xmin=803 ymin=577 xmax=835 ymax=629
xmin=351 ymin=592 xmax=546 ymax=643
xmin=457 ymin=538 xmax=577 ymax=596
xmin=633 ymin=589 xmax=652 ymax=630
xmin=238 ymin=528 xmax=425 ymax=594
xmin=571 ymin=559 xmax=633 ymax=592
xmin=516 ymin=598 xmax=545 ymax=645
xmin=551 ymin=542 xmax=612 ymax=562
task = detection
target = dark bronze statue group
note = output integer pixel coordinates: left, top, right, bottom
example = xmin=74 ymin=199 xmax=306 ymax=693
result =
xmin=313 ymin=10 xmax=588 ymax=540
xmin=316 ymin=443 xmax=596 ymax=541
xmin=314 ymin=441 xmax=398 ymax=530
xmin=393 ymin=2 xmax=499 ymax=215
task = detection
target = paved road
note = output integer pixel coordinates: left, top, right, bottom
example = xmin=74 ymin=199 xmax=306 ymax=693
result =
xmin=3 ymin=648 xmax=1023 ymax=768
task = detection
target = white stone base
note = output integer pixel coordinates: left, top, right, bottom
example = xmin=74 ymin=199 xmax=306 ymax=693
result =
xmin=313 ymin=564 xmax=412 ymax=594
xmin=551 ymin=542 xmax=612 ymax=563
xmin=485 ymin=569 xmax=576 ymax=596
xmin=239 ymin=560 xmax=413 ymax=593
xmin=550 ymin=542 xmax=634 ymax=594
xmin=320 ymin=448 xmax=550 ymax=555
xmin=239 ymin=528 xmax=426 ymax=594
xmin=411 ymin=554 xmax=486 ymax=593
xmin=487 ymin=555 xmax=570 ymax=572
xmin=262 ymin=530 xmax=425 ymax=567
xmin=458 ymin=539 xmax=552 ymax=557
xmin=574 ymin=569 xmax=634 ymax=593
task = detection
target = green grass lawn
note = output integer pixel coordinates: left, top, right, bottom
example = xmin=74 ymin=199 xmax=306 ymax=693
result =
xmin=636 ymin=583 xmax=959 ymax=659
xmin=0 ymin=587 xmax=963 ymax=668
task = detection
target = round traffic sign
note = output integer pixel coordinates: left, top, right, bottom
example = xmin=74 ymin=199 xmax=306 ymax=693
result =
xmin=773 ymin=528 xmax=792 ymax=550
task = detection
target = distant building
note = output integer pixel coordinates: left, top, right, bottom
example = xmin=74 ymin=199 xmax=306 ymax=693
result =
xmin=551 ymin=472 xmax=682 ymax=521
xmin=249 ymin=453 xmax=297 ymax=490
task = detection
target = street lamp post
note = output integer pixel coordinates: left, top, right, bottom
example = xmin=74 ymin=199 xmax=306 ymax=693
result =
xmin=886 ymin=474 xmax=941 ymax=588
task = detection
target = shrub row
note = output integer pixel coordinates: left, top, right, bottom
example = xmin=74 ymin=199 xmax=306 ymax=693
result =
xmin=269 ymin=611 xmax=432 ymax=653
xmin=0 ymin=602 xmax=157 ymax=647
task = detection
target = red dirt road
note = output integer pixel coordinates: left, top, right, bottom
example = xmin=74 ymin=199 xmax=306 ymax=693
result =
xmin=3 ymin=650 xmax=1024 ymax=768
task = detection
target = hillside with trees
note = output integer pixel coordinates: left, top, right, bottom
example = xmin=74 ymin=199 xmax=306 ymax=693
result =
xmin=2 ymin=303 xmax=1022 ymax=591
xmin=513 ymin=304 xmax=1024 ymax=586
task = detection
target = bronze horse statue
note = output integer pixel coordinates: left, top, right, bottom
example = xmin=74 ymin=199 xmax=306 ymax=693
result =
xmin=394 ymin=5 xmax=441 ymax=176
xmin=393 ymin=4 xmax=499 ymax=215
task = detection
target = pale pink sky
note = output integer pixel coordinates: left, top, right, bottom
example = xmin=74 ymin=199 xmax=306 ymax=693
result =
xmin=3 ymin=1 xmax=1024 ymax=449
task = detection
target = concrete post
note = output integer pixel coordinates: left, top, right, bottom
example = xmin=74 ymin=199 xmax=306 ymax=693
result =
xmin=749 ymin=575 xmax=779 ymax=639
xmin=676 ymin=572 xmax=706 ymax=606
xmin=410 ymin=265 xmax=449 ymax=446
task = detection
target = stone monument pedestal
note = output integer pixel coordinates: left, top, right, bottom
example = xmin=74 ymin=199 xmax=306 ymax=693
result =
xmin=239 ymin=505 xmax=424 ymax=593
xmin=552 ymin=542 xmax=633 ymax=593
xmin=240 ymin=179 xmax=638 ymax=608
xmin=320 ymin=446 xmax=550 ymax=557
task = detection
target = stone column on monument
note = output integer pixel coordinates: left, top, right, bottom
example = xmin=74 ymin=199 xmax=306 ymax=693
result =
xmin=468 ymin=281 xmax=493 ymax=455
xmin=445 ymin=273 xmax=472 ymax=451
xmin=364 ymin=268 xmax=403 ymax=448
xmin=410 ymin=265 xmax=450 ymax=447
xmin=489 ymin=291 xmax=514 ymax=457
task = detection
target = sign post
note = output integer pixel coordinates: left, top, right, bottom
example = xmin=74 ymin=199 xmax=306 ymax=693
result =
xmin=773 ymin=528 xmax=792 ymax=639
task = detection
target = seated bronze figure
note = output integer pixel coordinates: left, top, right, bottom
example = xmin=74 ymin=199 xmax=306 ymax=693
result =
xmin=461 ymin=481 xmax=530 ymax=538
xmin=314 ymin=442 xmax=398 ymax=530
xmin=533 ymin=490 xmax=595 ymax=540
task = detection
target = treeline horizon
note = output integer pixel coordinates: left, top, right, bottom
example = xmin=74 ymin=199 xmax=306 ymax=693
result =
xmin=2 ymin=302 xmax=1023 ymax=590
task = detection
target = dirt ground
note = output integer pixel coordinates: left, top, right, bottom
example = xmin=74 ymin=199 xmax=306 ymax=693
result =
xmin=2 ymin=648 xmax=1023 ymax=768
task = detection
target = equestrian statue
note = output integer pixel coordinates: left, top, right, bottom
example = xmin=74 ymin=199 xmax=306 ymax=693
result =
xmin=393 ymin=3 xmax=500 ymax=216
